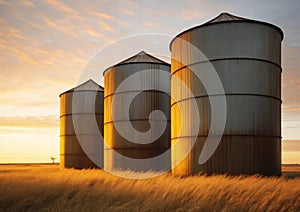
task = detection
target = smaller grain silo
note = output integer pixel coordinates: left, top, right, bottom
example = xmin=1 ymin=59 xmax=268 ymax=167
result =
xmin=103 ymin=51 xmax=171 ymax=172
xmin=60 ymin=79 xmax=104 ymax=169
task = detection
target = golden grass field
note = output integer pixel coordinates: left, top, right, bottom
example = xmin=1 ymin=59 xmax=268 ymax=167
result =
xmin=0 ymin=164 xmax=299 ymax=211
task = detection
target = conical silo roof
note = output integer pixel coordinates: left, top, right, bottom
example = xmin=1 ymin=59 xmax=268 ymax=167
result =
xmin=117 ymin=51 xmax=168 ymax=65
xmin=170 ymin=12 xmax=283 ymax=50
xmin=103 ymin=51 xmax=169 ymax=75
xmin=59 ymin=79 xmax=103 ymax=96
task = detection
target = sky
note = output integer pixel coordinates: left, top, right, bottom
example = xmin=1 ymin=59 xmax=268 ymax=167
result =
xmin=0 ymin=0 xmax=299 ymax=163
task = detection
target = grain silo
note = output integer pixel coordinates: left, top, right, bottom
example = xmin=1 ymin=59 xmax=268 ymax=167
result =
xmin=171 ymin=13 xmax=283 ymax=176
xmin=103 ymin=51 xmax=171 ymax=172
xmin=60 ymin=79 xmax=104 ymax=169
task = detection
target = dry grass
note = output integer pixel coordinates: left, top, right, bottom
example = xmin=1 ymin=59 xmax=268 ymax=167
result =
xmin=0 ymin=164 xmax=299 ymax=211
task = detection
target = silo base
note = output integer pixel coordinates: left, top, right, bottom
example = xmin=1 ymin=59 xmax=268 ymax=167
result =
xmin=104 ymin=148 xmax=170 ymax=172
xmin=172 ymin=136 xmax=281 ymax=176
xmin=60 ymin=154 xmax=101 ymax=169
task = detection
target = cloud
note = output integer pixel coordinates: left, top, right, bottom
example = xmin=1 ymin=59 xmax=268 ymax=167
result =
xmin=21 ymin=0 xmax=36 ymax=8
xmin=0 ymin=1 xmax=11 ymax=7
xmin=42 ymin=0 xmax=79 ymax=15
xmin=282 ymin=46 xmax=300 ymax=109
xmin=142 ymin=21 xmax=161 ymax=28
xmin=116 ymin=0 xmax=140 ymax=9
xmin=0 ymin=115 xmax=58 ymax=128
xmin=118 ymin=7 xmax=135 ymax=17
xmin=180 ymin=10 xmax=209 ymax=20
xmin=97 ymin=21 xmax=116 ymax=32
xmin=282 ymin=140 xmax=300 ymax=151
xmin=282 ymin=110 xmax=300 ymax=122
xmin=92 ymin=11 xmax=129 ymax=27
xmin=283 ymin=107 xmax=300 ymax=112
xmin=91 ymin=12 xmax=112 ymax=20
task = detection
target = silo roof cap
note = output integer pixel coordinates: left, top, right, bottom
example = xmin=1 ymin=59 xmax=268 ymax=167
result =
xmin=59 ymin=79 xmax=104 ymax=97
xmin=103 ymin=51 xmax=169 ymax=75
xmin=204 ymin=12 xmax=248 ymax=24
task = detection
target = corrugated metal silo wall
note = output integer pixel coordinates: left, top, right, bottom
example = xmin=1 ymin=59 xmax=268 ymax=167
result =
xmin=60 ymin=91 xmax=104 ymax=169
xmin=104 ymin=63 xmax=171 ymax=171
xmin=171 ymin=22 xmax=283 ymax=176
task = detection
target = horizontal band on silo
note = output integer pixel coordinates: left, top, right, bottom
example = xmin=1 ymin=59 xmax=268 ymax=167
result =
xmin=171 ymin=57 xmax=282 ymax=76
xmin=171 ymin=94 xmax=282 ymax=107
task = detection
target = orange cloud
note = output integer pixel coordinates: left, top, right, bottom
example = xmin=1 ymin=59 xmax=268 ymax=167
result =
xmin=91 ymin=11 xmax=129 ymax=27
xmin=0 ymin=115 xmax=58 ymax=128
xmin=282 ymin=140 xmax=300 ymax=151
xmin=43 ymin=0 xmax=79 ymax=15
xmin=92 ymin=12 xmax=113 ymax=20
xmin=97 ymin=22 xmax=116 ymax=32
xmin=119 ymin=7 xmax=135 ymax=17
xmin=180 ymin=10 xmax=209 ymax=20
xmin=0 ymin=1 xmax=11 ymax=7
xmin=21 ymin=0 xmax=36 ymax=8
xmin=283 ymin=107 xmax=300 ymax=112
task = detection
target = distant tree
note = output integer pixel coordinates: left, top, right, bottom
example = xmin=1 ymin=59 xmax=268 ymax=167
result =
xmin=50 ymin=157 xmax=57 ymax=164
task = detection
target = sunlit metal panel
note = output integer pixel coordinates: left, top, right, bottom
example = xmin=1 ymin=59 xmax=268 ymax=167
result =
xmin=103 ymin=51 xmax=171 ymax=171
xmin=170 ymin=13 xmax=283 ymax=176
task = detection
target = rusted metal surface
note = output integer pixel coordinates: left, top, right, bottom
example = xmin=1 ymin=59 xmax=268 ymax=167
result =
xmin=171 ymin=13 xmax=283 ymax=176
xmin=104 ymin=51 xmax=171 ymax=171
xmin=60 ymin=80 xmax=104 ymax=169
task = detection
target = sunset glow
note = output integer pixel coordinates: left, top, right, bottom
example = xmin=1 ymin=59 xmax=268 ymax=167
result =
xmin=0 ymin=0 xmax=299 ymax=164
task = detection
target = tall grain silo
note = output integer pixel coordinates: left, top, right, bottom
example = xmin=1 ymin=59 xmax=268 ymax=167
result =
xmin=171 ymin=13 xmax=283 ymax=176
xmin=60 ymin=79 xmax=104 ymax=169
xmin=104 ymin=51 xmax=171 ymax=172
